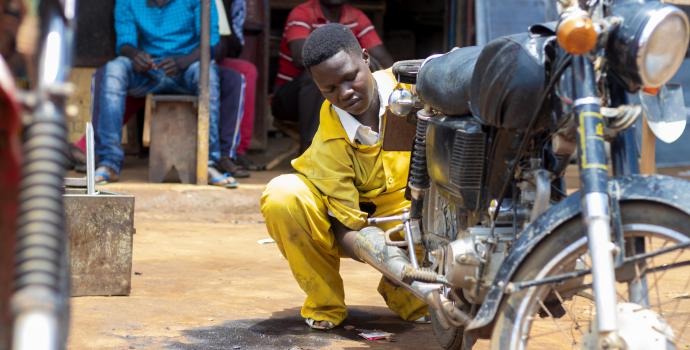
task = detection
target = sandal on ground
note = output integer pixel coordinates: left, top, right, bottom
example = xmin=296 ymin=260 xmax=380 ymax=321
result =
xmin=208 ymin=166 xmax=239 ymax=189
xmin=305 ymin=318 xmax=336 ymax=330
xmin=94 ymin=166 xmax=119 ymax=185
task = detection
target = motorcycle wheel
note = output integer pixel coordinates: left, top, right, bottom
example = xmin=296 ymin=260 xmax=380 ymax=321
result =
xmin=431 ymin=307 xmax=475 ymax=350
xmin=491 ymin=202 xmax=690 ymax=350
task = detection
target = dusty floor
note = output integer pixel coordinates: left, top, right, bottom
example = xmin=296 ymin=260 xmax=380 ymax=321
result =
xmin=66 ymin=145 xmax=690 ymax=349
xmin=67 ymin=152 xmax=451 ymax=350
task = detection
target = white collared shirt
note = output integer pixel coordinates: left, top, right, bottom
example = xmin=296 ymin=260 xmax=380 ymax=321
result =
xmin=333 ymin=70 xmax=396 ymax=146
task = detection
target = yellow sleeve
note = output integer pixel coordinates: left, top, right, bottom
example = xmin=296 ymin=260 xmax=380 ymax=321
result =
xmin=292 ymin=138 xmax=369 ymax=231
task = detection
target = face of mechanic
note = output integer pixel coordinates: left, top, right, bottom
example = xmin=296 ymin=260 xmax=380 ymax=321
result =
xmin=309 ymin=48 xmax=375 ymax=117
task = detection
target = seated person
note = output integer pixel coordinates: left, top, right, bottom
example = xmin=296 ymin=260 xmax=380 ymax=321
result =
xmin=272 ymin=0 xmax=393 ymax=152
xmin=216 ymin=0 xmax=258 ymax=177
xmin=93 ymin=0 xmax=235 ymax=187
xmin=261 ymin=24 xmax=426 ymax=330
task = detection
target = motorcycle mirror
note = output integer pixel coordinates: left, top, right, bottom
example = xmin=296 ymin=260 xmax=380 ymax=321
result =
xmin=388 ymin=86 xmax=415 ymax=117
xmin=640 ymin=84 xmax=687 ymax=144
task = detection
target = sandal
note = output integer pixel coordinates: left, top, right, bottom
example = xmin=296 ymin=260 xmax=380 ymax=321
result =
xmin=208 ymin=166 xmax=239 ymax=189
xmin=94 ymin=166 xmax=119 ymax=185
xmin=305 ymin=318 xmax=336 ymax=330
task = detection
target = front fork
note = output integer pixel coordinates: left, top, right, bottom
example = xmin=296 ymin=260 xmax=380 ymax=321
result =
xmin=572 ymin=56 xmax=622 ymax=345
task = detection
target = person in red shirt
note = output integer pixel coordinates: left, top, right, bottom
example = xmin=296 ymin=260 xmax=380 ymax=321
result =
xmin=272 ymin=0 xmax=393 ymax=152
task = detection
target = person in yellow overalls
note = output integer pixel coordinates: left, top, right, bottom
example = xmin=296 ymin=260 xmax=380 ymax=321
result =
xmin=260 ymin=23 xmax=427 ymax=330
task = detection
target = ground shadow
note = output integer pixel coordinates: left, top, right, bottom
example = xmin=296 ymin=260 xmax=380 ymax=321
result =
xmin=164 ymin=305 xmax=433 ymax=350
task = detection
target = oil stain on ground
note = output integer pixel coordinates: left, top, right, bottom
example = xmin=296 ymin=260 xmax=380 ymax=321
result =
xmin=163 ymin=306 xmax=425 ymax=350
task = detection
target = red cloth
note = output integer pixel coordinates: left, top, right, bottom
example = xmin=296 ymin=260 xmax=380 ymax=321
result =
xmin=275 ymin=0 xmax=382 ymax=88
xmin=74 ymin=97 xmax=145 ymax=153
xmin=220 ymin=58 xmax=257 ymax=155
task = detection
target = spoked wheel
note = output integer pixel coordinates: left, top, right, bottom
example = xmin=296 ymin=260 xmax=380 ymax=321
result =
xmin=491 ymin=202 xmax=690 ymax=350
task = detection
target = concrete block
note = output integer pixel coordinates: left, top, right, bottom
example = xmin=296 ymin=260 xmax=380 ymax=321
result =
xmin=64 ymin=190 xmax=135 ymax=296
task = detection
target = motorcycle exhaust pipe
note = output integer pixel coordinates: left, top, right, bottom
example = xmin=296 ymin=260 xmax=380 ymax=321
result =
xmin=353 ymin=227 xmax=471 ymax=327
xmin=353 ymin=227 xmax=440 ymax=300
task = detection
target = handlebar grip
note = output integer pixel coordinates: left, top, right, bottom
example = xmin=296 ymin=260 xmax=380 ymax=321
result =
xmin=392 ymin=59 xmax=424 ymax=84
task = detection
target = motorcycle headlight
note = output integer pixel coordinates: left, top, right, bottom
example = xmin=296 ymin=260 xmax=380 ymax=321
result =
xmin=608 ymin=2 xmax=690 ymax=91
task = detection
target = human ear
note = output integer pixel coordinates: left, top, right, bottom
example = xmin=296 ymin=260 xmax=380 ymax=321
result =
xmin=361 ymin=48 xmax=370 ymax=64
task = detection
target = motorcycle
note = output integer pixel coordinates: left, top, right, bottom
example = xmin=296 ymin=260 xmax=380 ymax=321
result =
xmin=351 ymin=0 xmax=690 ymax=349
xmin=1 ymin=0 xmax=75 ymax=349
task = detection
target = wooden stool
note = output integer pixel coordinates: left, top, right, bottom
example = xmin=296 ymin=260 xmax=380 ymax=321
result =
xmin=143 ymin=94 xmax=199 ymax=183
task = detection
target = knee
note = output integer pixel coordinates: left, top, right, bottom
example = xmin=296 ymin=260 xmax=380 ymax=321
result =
xmin=238 ymin=61 xmax=257 ymax=79
xmin=102 ymin=57 xmax=132 ymax=91
xmin=261 ymin=174 xmax=311 ymax=217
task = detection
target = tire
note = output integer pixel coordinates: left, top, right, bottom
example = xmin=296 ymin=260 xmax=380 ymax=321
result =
xmin=491 ymin=202 xmax=690 ymax=350
xmin=431 ymin=308 xmax=465 ymax=350
xmin=432 ymin=308 xmax=478 ymax=350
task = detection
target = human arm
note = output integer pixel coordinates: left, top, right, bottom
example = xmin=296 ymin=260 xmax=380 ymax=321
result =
xmin=288 ymin=39 xmax=306 ymax=68
xmin=353 ymin=9 xmax=393 ymax=69
xmin=282 ymin=5 xmax=311 ymax=67
xmin=330 ymin=218 xmax=363 ymax=262
xmin=159 ymin=0 xmax=219 ymax=76
xmin=114 ymin=0 xmax=139 ymax=56
xmin=367 ymin=44 xmax=393 ymax=70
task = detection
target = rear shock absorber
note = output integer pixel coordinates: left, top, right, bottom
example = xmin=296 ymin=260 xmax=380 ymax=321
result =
xmin=407 ymin=107 xmax=432 ymax=219
xmin=12 ymin=99 xmax=70 ymax=350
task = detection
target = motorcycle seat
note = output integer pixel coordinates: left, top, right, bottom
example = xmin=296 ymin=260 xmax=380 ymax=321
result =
xmin=416 ymin=46 xmax=482 ymax=116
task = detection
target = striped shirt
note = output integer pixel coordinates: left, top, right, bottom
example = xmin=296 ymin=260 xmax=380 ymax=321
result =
xmin=274 ymin=0 xmax=382 ymax=88
xmin=115 ymin=0 xmax=220 ymax=58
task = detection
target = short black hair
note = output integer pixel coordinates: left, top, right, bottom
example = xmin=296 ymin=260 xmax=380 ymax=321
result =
xmin=302 ymin=23 xmax=362 ymax=69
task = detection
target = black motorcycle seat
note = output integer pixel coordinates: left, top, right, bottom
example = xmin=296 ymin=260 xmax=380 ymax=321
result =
xmin=416 ymin=46 xmax=482 ymax=116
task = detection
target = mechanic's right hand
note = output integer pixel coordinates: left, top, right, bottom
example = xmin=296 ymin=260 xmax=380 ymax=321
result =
xmin=132 ymin=51 xmax=154 ymax=72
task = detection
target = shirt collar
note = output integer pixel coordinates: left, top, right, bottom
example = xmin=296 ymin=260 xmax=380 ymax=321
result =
xmin=333 ymin=70 xmax=396 ymax=145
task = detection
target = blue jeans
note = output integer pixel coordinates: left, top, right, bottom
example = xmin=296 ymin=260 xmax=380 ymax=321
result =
xmin=93 ymin=56 xmax=220 ymax=174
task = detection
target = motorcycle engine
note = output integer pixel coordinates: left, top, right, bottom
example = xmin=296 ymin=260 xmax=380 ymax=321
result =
xmin=444 ymin=225 xmax=515 ymax=303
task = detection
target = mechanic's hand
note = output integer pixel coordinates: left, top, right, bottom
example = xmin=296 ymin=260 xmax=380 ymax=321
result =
xmin=158 ymin=58 xmax=180 ymax=77
xmin=132 ymin=51 xmax=154 ymax=72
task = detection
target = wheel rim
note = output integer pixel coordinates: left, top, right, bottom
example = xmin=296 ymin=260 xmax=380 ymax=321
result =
xmin=508 ymin=223 xmax=690 ymax=350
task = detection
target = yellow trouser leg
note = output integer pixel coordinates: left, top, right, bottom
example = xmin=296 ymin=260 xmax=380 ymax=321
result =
xmin=377 ymin=278 xmax=429 ymax=321
xmin=260 ymin=174 xmax=347 ymax=325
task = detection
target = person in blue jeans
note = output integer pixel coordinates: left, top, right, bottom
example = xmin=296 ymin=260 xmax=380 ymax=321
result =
xmin=94 ymin=0 xmax=237 ymax=187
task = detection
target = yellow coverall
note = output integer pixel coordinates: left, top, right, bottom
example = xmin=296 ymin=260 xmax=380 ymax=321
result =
xmin=260 ymin=73 xmax=427 ymax=326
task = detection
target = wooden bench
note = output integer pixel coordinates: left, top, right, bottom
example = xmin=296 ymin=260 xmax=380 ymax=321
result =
xmin=142 ymin=94 xmax=200 ymax=184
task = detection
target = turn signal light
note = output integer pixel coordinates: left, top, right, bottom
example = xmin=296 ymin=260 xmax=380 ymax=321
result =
xmin=557 ymin=15 xmax=598 ymax=55
xmin=642 ymin=86 xmax=660 ymax=96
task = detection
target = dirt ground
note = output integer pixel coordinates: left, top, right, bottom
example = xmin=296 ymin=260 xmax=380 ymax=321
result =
xmin=66 ymin=153 xmax=453 ymax=350
xmin=65 ymin=146 xmax=690 ymax=350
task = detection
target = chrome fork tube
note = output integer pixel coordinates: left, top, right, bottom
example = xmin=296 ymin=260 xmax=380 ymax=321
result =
xmin=572 ymin=56 xmax=620 ymax=337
